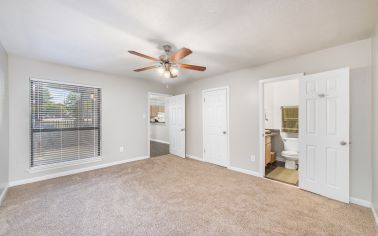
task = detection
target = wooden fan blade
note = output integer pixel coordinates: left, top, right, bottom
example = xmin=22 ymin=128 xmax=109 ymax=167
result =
xmin=170 ymin=48 xmax=192 ymax=61
xmin=179 ymin=63 xmax=206 ymax=71
xmin=133 ymin=65 xmax=160 ymax=72
xmin=128 ymin=51 xmax=159 ymax=61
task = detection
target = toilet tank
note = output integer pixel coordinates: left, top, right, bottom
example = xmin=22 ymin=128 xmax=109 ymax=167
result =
xmin=283 ymin=138 xmax=298 ymax=152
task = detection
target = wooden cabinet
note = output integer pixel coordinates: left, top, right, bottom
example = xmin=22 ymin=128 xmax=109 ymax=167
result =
xmin=265 ymin=135 xmax=272 ymax=166
xmin=150 ymin=105 xmax=165 ymax=118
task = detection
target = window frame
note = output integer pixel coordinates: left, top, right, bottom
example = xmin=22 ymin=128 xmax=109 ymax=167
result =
xmin=29 ymin=78 xmax=103 ymax=172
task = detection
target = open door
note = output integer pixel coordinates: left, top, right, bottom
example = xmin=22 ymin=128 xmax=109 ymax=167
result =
xmin=299 ymin=68 xmax=349 ymax=203
xmin=168 ymin=94 xmax=185 ymax=158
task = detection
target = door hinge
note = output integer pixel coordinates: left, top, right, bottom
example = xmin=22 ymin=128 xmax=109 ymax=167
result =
xmin=204 ymin=148 xmax=206 ymax=153
xmin=203 ymin=98 xmax=205 ymax=102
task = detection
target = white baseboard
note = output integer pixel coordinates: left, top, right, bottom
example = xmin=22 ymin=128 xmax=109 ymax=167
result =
xmin=186 ymin=154 xmax=203 ymax=161
xmin=350 ymin=197 xmax=371 ymax=208
xmin=371 ymin=205 xmax=378 ymax=227
xmin=150 ymin=139 xmax=170 ymax=144
xmin=0 ymin=186 xmax=8 ymax=206
xmin=9 ymin=156 xmax=149 ymax=187
xmin=0 ymin=185 xmax=8 ymax=206
xmin=227 ymin=166 xmax=262 ymax=177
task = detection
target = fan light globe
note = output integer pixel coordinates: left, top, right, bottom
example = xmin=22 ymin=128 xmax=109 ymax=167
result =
xmin=157 ymin=67 xmax=164 ymax=74
xmin=163 ymin=70 xmax=170 ymax=78
xmin=171 ymin=67 xmax=179 ymax=76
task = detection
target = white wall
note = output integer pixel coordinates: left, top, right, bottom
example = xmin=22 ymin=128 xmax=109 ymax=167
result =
xmin=372 ymin=20 xmax=378 ymax=217
xmin=0 ymin=43 xmax=9 ymax=195
xmin=264 ymin=79 xmax=299 ymax=130
xmin=8 ymin=55 xmax=171 ymax=182
xmin=173 ymin=39 xmax=372 ymax=202
xmin=150 ymin=123 xmax=169 ymax=143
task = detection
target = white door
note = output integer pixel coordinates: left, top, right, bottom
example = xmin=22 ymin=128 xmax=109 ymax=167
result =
xmin=203 ymin=87 xmax=229 ymax=166
xmin=168 ymin=94 xmax=185 ymax=158
xmin=299 ymin=68 xmax=349 ymax=203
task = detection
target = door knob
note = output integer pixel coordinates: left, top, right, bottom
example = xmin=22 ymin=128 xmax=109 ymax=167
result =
xmin=340 ymin=141 xmax=347 ymax=146
xmin=318 ymin=93 xmax=326 ymax=98
xmin=223 ymin=131 xmax=227 ymax=134
xmin=180 ymin=128 xmax=185 ymax=131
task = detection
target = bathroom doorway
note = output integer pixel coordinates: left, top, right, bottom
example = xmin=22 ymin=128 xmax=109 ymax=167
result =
xmin=260 ymin=69 xmax=350 ymax=202
xmin=259 ymin=74 xmax=303 ymax=186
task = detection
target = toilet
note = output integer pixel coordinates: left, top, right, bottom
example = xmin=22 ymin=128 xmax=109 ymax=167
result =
xmin=281 ymin=137 xmax=299 ymax=169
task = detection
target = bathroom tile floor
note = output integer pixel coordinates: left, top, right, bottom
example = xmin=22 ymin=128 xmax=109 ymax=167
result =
xmin=265 ymin=161 xmax=298 ymax=186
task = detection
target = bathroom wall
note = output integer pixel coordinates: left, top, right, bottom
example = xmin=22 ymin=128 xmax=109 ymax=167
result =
xmin=264 ymin=78 xmax=299 ymax=131
xmin=264 ymin=78 xmax=299 ymax=160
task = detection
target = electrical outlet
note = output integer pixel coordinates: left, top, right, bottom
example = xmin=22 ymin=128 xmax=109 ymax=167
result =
xmin=119 ymin=146 xmax=125 ymax=153
xmin=250 ymin=155 xmax=256 ymax=162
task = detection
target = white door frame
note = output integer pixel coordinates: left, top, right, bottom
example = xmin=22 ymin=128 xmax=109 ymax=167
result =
xmin=202 ymin=86 xmax=230 ymax=167
xmin=258 ymin=73 xmax=304 ymax=177
xmin=147 ymin=92 xmax=171 ymax=158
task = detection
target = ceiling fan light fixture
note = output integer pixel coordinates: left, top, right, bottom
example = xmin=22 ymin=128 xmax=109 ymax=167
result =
xmin=163 ymin=70 xmax=171 ymax=78
xmin=171 ymin=67 xmax=179 ymax=76
xmin=129 ymin=46 xmax=206 ymax=79
xmin=157 ymin=67 xmax=165 ymax=74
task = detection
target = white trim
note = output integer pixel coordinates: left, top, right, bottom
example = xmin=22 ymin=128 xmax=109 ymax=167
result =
xmin=29 ymin=157 xmax=103 ymax=173
xmin=258 ymin=73 xmax=304 ymax=177
xmin=147 ymin=92 xmax=171 ymax=158
xmin=349 ymin=197 xmax=371 ymax=208
xmin=30 ymin=77 xmax=101 ymax=89
xmin=9 ymin=156 xmax=148 ymax=187
xmin=371 ymin=205 xmax=378 ymax=227
xmin=227 ymin=166 xmax=262 ymax=177
xmin=186 ymin=154 xmax=203 ymax=161
xmin=150 ymin=139 xmax=170 ymax=144
xmin=202 ymin=86 xmax=230 ymax=167
xmin=348 ymin=197 xmax=378 ymax=226
xmin=0 ymin=186 xmax=8 ymax=206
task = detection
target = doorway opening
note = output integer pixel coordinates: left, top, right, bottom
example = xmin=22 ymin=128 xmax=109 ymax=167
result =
xmin=259 ymin=69 xmax=350 ymax=203
xmin=260 ymin=74 xmax=303 ymax=186
xmin=148 ymin=93 xmax=170 ymax=157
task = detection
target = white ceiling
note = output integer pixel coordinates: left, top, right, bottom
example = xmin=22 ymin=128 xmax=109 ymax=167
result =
xmin=0 ymin=0 xmax=377 ymax=84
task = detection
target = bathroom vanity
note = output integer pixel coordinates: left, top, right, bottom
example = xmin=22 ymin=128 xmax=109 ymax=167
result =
xmin=265 ymin=132 xmax=276 ymax=166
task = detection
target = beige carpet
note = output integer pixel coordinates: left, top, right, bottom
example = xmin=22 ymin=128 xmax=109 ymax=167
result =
xmin=266 ymin=167 xmax=299 ymax=185
xmin=0 ymin=155 xmax=376 ymax=236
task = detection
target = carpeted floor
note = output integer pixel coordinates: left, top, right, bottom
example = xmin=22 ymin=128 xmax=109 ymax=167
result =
xmin=0 ymin=155 xmax=376 ymax=235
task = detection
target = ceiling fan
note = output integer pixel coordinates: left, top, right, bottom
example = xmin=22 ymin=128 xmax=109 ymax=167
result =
xmin=128 ymin=45 xmax=206 ymax=79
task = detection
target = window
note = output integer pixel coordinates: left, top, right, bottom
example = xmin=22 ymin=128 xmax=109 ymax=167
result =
xmin=30 ymin=79 xmax=101 ymax=168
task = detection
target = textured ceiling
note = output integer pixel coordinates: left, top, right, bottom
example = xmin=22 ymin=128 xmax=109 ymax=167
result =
xmin=0 ymin=0 xmax=377 ymax=84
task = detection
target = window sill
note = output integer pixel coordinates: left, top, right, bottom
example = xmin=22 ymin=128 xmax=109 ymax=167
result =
xmin=28 ymin=157 xmax=103 ymax=173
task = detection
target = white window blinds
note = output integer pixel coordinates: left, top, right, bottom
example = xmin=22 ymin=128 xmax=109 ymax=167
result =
xmin=30 ymin=80 xmax=101 ymax=167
